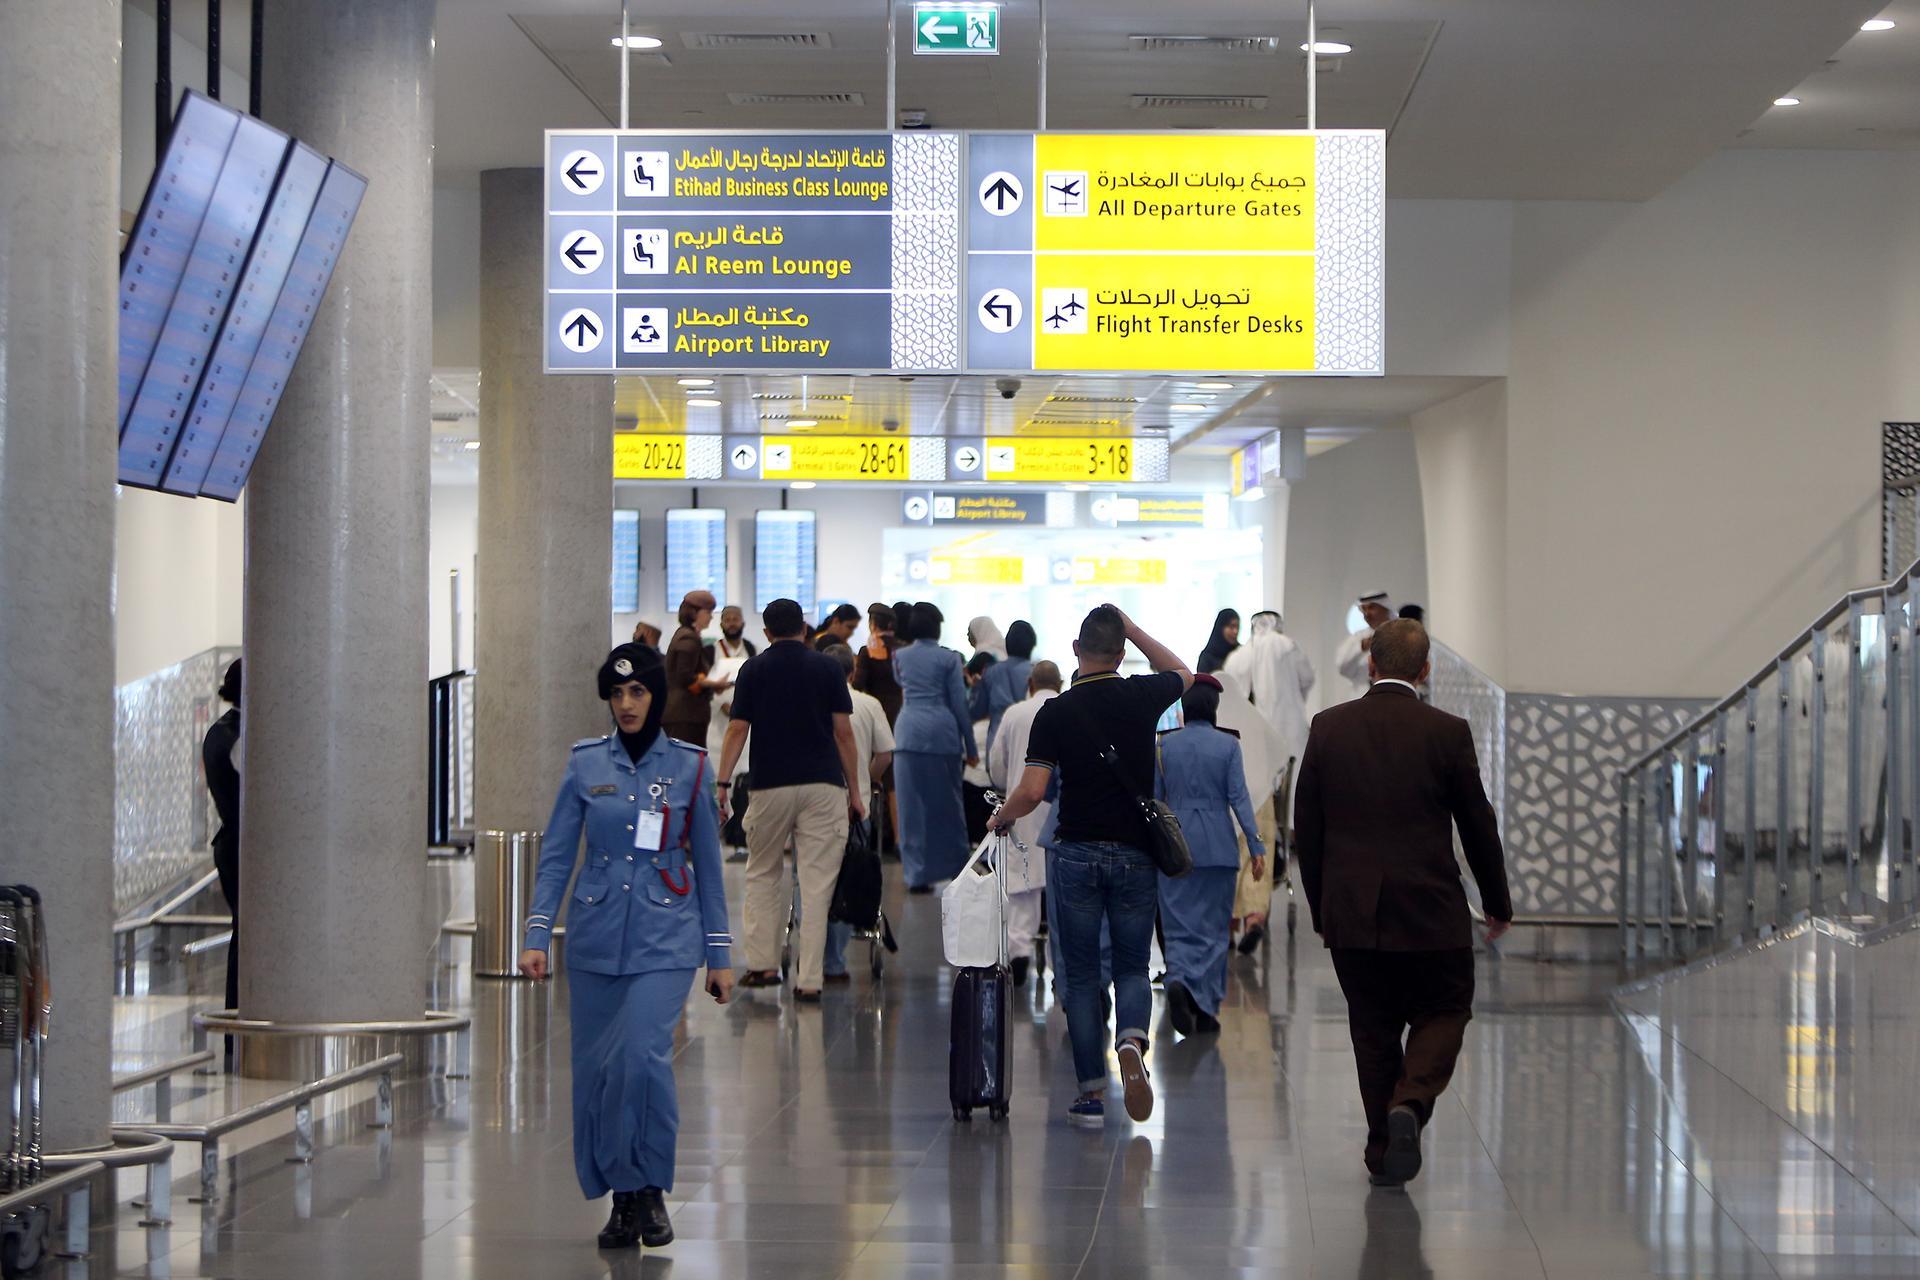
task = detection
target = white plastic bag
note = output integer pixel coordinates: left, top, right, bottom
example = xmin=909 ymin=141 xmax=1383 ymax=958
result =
xmin=940 ymin=835 xmax=1005 ymax=968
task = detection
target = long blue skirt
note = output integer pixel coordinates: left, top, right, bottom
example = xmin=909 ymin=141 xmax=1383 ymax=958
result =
xmin=1159 ymin=867 xmax=1238 ymax=1017
xmin=894 ymin=749 xmax=969 ymax=888
xmin=567 ymin=967 xmax=695 ymax=1199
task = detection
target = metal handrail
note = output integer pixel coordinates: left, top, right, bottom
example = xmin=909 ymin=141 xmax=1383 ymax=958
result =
xmin=113 ymin=1049 xmax=214 ymax=1094
xmin=41 ymin=1132 xmax=178 ymax=1228
xmin=112 ymin=870 xmax=224 ymax=936
xmin=1623 ymin=557 xmax=1920 ymax=777
xmin=0 ymin=1160 xmax=103 ymax=1258
xmin=116 ymin=1052 xmax=402 ymax=1203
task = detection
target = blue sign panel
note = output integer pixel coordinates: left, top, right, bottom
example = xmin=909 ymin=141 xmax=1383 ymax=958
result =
xmin=665 ymin=508 xmax=727 ymax=610
xmin=611 ymin=510 xmax=641 ymax=613
xmin=754 ymin=510 xmax=816 ymax=612
xmin=546 ymin=130 xmax=961 ymax=374
xmin=199 ymin=160 xmax=367 ymax=502
xmin=161 ymin=144 xmax=329 ymax=495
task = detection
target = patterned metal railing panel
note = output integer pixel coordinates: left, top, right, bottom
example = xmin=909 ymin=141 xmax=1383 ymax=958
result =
xmin=1428 ymin=641 xmax=1505 ymax=822
xmin=114 ymin=646 xmax=239 ymax=915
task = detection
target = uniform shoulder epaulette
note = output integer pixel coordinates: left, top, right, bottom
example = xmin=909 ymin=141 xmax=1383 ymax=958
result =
xmin=572 ymin=735 xmax=609 ymax=752
xmin=667 ymin=736 xmax=708 ymax=755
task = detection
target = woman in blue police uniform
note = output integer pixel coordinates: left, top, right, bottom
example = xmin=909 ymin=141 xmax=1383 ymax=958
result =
xmin=519 ymin=643 xmax=734 ymax=1251
xmin=1154 ymin=675 xmax=1264 ymax=1037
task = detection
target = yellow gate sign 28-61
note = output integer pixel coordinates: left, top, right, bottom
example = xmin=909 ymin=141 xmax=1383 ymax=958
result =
xmin=984 ymin=437 xmax=1131 ymax=482
xmin=761 ymin=435 xmax=912 ymax=481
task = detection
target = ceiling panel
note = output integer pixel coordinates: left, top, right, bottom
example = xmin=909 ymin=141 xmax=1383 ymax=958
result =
xmin=1734 ymin=3 xmax=1920 ymax=150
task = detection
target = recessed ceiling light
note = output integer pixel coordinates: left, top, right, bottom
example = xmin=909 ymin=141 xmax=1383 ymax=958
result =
xmin=1171 ymin=403 xmax=1210 ymax=412
xmin=463 ymin=441 xmax=480 ymax=452
xmin=686 ymin=397 xmax=722 ymax=408
xmin=1862 ymin=18 xmax=1896 ymax=32
xmin=785 ymin=419 xmax=818 ymax=428
xmin=611 ymin=35 xmax=664 ymax=49
xmin=1300 ymin=40 xmax=1353 ymax=55
xmin=1773 ymin=96 xmax=1802 ymax=107
xmin=790 ymin=481 xmax=816 ymax=490
xmin=678 ymin=377 xmax=714 ymax=387
xmin=1196 ymin=380 xmax=1235 ymax=390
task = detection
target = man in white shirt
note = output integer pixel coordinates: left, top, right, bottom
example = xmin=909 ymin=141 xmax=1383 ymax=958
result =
xmin=823 ymin=644 xmax=895 ymax=981
xmin=1334 ymin=590 xmax=1395 ymax=702
xmin=985 ymin=660 xmax=1062 ymax=985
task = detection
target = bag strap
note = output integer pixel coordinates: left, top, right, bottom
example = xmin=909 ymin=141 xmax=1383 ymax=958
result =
xmin=1057 ymin=688 xmax=1145 ymax=802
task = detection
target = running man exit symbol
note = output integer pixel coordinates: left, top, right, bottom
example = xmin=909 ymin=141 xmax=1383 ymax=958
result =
xmin=914 ymin=3 xmax=999 ymax=54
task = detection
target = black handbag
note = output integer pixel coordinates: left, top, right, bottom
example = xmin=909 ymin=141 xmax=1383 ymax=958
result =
xmin=1059 ymin=697 xmax=1193 ymax=878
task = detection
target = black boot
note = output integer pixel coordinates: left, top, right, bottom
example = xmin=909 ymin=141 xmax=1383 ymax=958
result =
xmin=597 ymin=1191 xmax=641 ymax=1249
xmin=637 ymin=1186 xmax=674 ymax=1248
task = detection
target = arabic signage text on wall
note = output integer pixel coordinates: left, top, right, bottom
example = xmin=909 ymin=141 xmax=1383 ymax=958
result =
xmin=547 ymin=133 xmax=961 ymax=373
xmin=550 ymin=129 xmax=1382 ymax=378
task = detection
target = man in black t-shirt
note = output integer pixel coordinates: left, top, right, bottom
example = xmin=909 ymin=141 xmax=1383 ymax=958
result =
xmin=990 ymin=604 xmax=1191 ymax=1129
xmin=717 ymin=599 xmax=866 ymax=1002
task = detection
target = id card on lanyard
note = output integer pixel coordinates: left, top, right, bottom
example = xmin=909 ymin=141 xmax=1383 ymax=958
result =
xmin=634 ymin=781 xmax=668 ymax=852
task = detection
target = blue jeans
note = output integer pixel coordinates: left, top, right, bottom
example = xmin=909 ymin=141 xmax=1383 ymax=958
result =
xmin=792 ymin=881 xmax=854 ymax=976
xmin=1051 ymin=840 xmax=1158 ymax=1092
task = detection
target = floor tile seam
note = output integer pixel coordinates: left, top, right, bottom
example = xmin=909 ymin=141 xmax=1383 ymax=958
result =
xmin=1062 ymin=1130 xmax=1127 ymax=1280
xmin=1605 ymin=1012 xmax=1796 ymax=1276
xmin=1613 ymin=1004 xmax=1920 ymax=1242
xmin=1447 ymin=1066 xmax=1553 ymax=1278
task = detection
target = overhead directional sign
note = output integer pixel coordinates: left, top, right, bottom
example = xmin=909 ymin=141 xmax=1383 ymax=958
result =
xmin=914 ymin=2 xmax=999 ymax=54
xmin=546 ymin=127 xmax=1382 ymax=376
xmin=545 ymin=132 xmax=961 ymax=373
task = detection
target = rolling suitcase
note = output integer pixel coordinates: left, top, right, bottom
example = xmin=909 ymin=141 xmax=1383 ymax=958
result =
xmin=948 ymin=830 xmax=1011 ymax=1122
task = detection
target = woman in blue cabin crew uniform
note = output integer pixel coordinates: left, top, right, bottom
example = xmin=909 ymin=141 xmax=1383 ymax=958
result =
xmin=980 ymin=619 xmax=1035 ymax=756
xmin=1154 ymin=674 xmax=1264 ymax=1037
xmin=519 ymin=643 xmax=735 ymax=1252
xmin=891 ymin=602 xmax=975 ymax=891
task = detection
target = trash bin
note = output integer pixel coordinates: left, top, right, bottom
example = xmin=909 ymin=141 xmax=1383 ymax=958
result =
xmin=474 ymin=830 xmax=541 ymax=979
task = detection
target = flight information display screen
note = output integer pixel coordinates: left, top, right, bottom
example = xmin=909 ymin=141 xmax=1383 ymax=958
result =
xmin=666 ymin=508 xmax=726 ymax=611
xmin=754 ymin=510 xmax=816 ymax=612
xmin=610 ymin=510 xmax=641 ymax=612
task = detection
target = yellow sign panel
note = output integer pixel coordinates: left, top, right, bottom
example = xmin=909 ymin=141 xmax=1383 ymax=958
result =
xmin=932 ymin=555 xmax=1026 ymax=586
xmin=1033 ymin=134 xmax=1315 ymax=254
xmin=613 ymin=434 xmax=690 ymax=480
xmin=1033 ymin=254 xmax=1314 ymax=373
xmin=1074 ymin=557 xmax=1166 ymax=586
xmin=761 ymin=435 xmax=912 ymax=481
xmin=1230 ymin=449 xmax=1247 ymax=498
xmin=984 ymin=437 xmax=1133 ymax=483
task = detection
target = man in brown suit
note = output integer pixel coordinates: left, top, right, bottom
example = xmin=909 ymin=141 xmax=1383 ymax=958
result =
xmin=1293 ymin=618 xmax=1512 ymax=1188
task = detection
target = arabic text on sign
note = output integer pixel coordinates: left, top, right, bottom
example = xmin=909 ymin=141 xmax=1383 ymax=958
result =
xmin=984 ymin=437 xmax=1133 ymax=482
xmin=614 ymin=434 xmax=689 ymax=480
xmin=758 ymin=436 xmax=913 ymax=482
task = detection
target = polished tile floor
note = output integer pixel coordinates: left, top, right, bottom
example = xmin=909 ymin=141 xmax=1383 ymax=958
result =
xmin=56 ymin=865 xmax=1920 ymax=1278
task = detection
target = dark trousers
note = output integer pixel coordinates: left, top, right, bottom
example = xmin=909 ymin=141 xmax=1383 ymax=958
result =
xmin=1329 ymin=947 xmax=1475 ymax=1172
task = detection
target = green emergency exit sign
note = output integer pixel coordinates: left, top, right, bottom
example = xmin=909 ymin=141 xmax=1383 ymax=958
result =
xmin=913 ymin=3 xmax=1000 ymax=55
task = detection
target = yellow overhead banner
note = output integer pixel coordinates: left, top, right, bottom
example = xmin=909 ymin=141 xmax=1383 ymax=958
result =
xmin=931 ymin=555 xmax=1026 ymax=586
xmin=1073 ymin=557 xmax=1167 ymax=586
xmin=1033 ymin=134 xmax=1316 ymax=254
xmin=760 ymin=435 xmax=912 ymax=481
xmin=614 ymin=434 xmax=690 ymax=480
xmin=984 ymin=437 xmax=1133 ymax=483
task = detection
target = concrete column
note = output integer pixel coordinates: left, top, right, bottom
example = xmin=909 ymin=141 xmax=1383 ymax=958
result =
xmin=241 ymin=0 xmax=434 ymax=1026
xmin=474 ymin=169 xmax=613 ymax=834
xmin=0 ymin=0 xmax=120 ymax=1152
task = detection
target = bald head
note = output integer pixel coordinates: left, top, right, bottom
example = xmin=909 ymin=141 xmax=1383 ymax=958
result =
xmin=1029 ymin=660 xmax=1063 ymax=694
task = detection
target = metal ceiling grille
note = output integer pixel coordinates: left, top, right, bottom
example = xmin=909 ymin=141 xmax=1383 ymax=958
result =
xmin=1128 ymin=35 xmax=1282 ymax=54
xmin=727 ymin=92 xmax=866 ymax=107
xmin=1130 ymin=94 xmax=1270 ymax=111
xmin=682 ymin=32 xmax=833 ymax=50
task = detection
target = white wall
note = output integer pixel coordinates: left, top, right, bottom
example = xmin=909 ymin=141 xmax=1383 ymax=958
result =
xmin=1412 ymin=380 xmax=1509 ymax=683
xmin=121 ymin=4 xmax=252 ymax=221
xmin=114 ymin=488 xmax=244 ymax=683
xmin=429 ymin=482 xmax=479 ymax=676
xmin=1282 ymin=430 xmax=1430 ymax=713
xmin=1385 ymin=200 xmax=1513 ymax=378
xmin=1504 ymin=150 xmax=1920 ymax=697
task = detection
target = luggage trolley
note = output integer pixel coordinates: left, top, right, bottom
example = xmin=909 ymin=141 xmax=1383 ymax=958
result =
xmin=1 ymin=885 xmax=54 ymax=1277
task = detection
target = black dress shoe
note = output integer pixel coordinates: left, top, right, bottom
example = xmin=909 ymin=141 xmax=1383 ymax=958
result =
xmin=1194 ymin=1008 xmax=1221 ymax=1035
xmin=1010 ymin=956 xmax=1029 ymax=986
xmin=597 ymin=1191 xmax=641 ymax=1249
xmin=1382 ymin=1105 xmax=1423 ymax=1185
xmin=1237 ymin=923 xmax=1267 ymax=955
xmin=908 ymin=883 xmax=934 ymax=895
xmin=637 ymin=1186 xmax=674 ymax=1248
xmin=1164 ymin=980 xmax=1198 ymax=1037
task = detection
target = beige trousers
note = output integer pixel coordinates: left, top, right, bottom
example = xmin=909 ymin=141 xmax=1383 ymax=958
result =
xmin=1235 ymin=790 xmax=1283 ymax=921
xmin=743 ymin=782 xmax=849 ymax=991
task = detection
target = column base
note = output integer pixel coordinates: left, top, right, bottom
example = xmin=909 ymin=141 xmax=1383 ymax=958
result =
xmin=193 ymin=1010 xmax=469 ymax=1081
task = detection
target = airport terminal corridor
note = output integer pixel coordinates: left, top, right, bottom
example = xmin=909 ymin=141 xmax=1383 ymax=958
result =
xmin=68 ymin=862 xmax=1906 ymax=1280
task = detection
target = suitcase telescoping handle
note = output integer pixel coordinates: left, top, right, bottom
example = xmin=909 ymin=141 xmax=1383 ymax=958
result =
xmin=983 ymin=791 xmax=1011 ymax=971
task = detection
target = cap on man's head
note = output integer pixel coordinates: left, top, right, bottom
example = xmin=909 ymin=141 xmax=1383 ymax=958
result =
xmin=762 ymin=597 xmax=807 ymax=637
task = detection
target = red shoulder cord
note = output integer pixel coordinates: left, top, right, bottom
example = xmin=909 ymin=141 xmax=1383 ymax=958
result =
xmin=658 ymin=751 xmax=708 ymax=896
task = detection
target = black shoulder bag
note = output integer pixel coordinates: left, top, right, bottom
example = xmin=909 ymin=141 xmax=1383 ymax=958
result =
xmin=1057 ymin=694 xmax=1193 ymax=878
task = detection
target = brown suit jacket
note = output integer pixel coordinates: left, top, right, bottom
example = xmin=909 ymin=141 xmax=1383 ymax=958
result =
xmin=1293 ymin=682 xmax=1511 ymax=951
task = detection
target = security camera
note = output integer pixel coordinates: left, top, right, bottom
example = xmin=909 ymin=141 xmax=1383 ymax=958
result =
xmin=882 ymin=418 xmax=901 ymax=432
xmin=996 ymin=377 xmax=1022 ymax=401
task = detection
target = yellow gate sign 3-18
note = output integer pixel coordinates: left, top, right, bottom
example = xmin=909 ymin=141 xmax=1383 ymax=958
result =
xmin=984 ymin=437 xmax=1132 ymax=482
